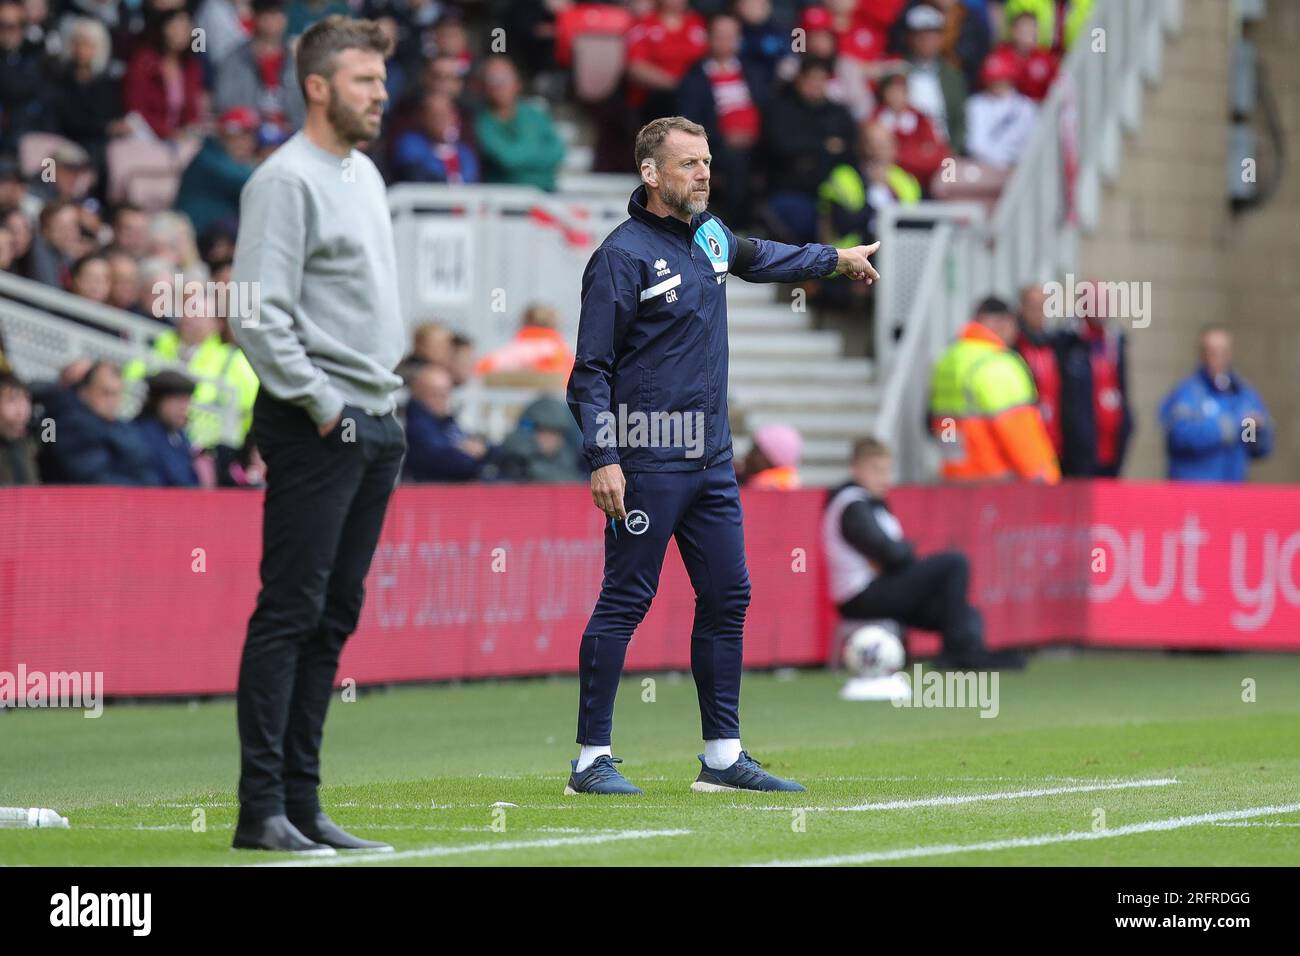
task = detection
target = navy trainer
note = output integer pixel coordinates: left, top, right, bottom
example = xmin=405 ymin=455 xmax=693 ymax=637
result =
xmin=691 ymin=751 xmax=805 ymax=793
xmin=564 ymin=755 xmax=644 ymax=795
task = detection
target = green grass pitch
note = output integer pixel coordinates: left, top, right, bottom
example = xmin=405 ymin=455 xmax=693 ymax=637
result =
xmin=2 ymin=651 xmax=1298 ymax=866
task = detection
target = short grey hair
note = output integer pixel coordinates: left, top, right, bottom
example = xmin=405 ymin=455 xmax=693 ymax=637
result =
xmin=634 ymin=116 xmax=707 ymax=170
xmin=62 ymin=17 xmax=112 ymax=77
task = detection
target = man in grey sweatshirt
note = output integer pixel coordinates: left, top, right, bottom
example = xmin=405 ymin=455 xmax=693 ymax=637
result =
xmin=229 ymin=15 xmax=407 ymax=855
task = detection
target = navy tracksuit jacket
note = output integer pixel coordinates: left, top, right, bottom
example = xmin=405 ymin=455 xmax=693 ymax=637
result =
xmin=567 ymin=185 xmax=839 ymax=745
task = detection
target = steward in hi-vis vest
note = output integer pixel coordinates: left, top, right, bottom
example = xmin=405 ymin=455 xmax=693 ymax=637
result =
xmin=928 ymin=297 xmax=1060 ymax=484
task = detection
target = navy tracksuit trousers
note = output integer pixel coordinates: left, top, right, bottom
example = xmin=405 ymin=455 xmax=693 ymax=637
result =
xmin=576 ymin=461 xmax=750 ymax=746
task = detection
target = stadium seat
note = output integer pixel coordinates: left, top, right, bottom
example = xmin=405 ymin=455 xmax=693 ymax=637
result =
xmin=554 ymin=3 xmax=631 ymax=103
xmin=105 ymin=136 xmax=201 ymax=212
xmin=927 ymin=159 xmax=1012 ymax=214
xmin=16 ymin=132 xmax=77 ymax=178
xmin=571 ymin=33 xmax=626 ymax=103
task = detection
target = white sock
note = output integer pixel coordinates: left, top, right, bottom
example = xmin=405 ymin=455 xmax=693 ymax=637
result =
xmin=704 ymin=738 xmax=742 ymax=770
xmin=575 ymin=745 xmax=612 ymax=773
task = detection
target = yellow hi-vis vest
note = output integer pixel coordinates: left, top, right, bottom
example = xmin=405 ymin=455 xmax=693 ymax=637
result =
xmin=124 ymin=332 xmax=259 ymax=448
xmin=818 ymin=163 xmax=921 ymax=247
xmin=1002 ymin=0 xmax=1095 ymax=49
xmin=928 ymin=322 xmax=1060 ymax=482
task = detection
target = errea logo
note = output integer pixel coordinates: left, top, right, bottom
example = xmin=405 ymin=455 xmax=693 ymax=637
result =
xmin=653 ymin=258 xmax=671 ymax=277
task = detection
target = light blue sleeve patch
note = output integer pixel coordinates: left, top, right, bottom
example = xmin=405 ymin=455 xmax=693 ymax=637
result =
xmin=694 ymin=219 xmax=731 ymax=273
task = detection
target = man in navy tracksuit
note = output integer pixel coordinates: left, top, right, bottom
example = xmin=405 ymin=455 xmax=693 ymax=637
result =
xmin=564 ymin=116 xmax=879 ymax=795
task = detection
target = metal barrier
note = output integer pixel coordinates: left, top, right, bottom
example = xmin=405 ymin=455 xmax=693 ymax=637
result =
xmin=388 ymin=182 xmax=630 ymax=356
xmin=874 ymin=0 xmax=1184 ymax=481
xmin=0 ymin=271 xmax=243 ymax=445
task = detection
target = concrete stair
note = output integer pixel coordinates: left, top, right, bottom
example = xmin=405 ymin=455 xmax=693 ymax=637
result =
xmin=723 ymin=278 xmax=877 ymax=487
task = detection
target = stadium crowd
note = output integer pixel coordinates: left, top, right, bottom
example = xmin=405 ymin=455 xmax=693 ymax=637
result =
xmin=0 ymin=0 xmax=1271 ymax=488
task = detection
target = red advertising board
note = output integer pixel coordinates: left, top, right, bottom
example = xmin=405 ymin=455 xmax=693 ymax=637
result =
xmin=1 ymin=481 xmax=1297 ymax=697
xmin=0 ymin=485 xmax=829 ymax=695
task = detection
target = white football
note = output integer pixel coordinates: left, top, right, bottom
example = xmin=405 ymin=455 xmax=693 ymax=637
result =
xmin=843 ymin=624 xmax=905 ymax=678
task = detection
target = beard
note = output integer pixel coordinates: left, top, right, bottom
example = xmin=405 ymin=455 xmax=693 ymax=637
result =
xmin=326 ymin=86 xmax=382 ymax=147
xmin=661 ymin=177 xmax=709 ymax=218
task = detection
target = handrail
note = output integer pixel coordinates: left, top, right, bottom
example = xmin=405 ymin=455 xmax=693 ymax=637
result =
xmin=0 ymin=269 xmax=165 ymax=347
xmin=874 ymin=221 xmax=953 ymax=447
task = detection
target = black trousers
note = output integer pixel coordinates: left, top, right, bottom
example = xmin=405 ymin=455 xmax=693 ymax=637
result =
xmin=236 ymin=391 xmax=405 ymax=824
xmin=839 ymin=552 xmax=984 ymax=656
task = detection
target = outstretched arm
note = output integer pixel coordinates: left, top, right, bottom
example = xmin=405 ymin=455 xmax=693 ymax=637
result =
xmin=730 ymin=236 xmax=879 ymax=284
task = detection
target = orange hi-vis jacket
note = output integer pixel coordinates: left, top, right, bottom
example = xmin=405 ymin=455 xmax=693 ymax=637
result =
xmin=749 ymin=465 xmax=801 ymax=490
xmin=475 ymin=326 xmax=576 ymax=376
xmin=928 ymin=321 xmax=1061 ymax=483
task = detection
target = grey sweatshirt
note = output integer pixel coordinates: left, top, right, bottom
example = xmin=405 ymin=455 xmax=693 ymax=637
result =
xmin=231 ymin=131 xmax=405 ymax=427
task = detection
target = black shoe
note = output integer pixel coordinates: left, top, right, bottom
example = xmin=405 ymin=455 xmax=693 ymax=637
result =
xmin=290 ymin=811 xmax=393 ymax=852
xmin=231 ymin=814 xmax=336 ymax=855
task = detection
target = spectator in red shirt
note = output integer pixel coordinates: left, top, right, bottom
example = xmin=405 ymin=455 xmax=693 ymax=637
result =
xmin=800 ymin=2 xmax=904 ymax=120
xmin=999 ymin=10 xmax=1060 ymax=101
xmin=872 ymin=69 xmax=948 ymax=187
xmin=212 ymin=0 xmax=306 ymax=131
xmin=1014 ymin=283 xmax=1064 ymax=459
xmin=123 ymin=6 xmax=206 ymax=141
xmin=808 ymin=1 xmax=890 ymax=66
xmin=677 ymin=14 xmax=764 ymax=228
xmin=1055 ymin=280 xmax=1132 ymax=477
xmin=626 ymin=0 xmax=708 ymax=124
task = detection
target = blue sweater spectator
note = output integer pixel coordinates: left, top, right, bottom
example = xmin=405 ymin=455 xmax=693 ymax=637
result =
xmin=133 ymin=416 xmax=200 ymax=487
xmin=133 ymin=371 xmax=201 ymax=486
xmin=1159 ymin=327 xmax=1272 ymax=482
xmin=404 ymin=364 xmax=485 ymax=482
xmin=40 ymin=363 xmax=155 ymax=485
xmin=392 ymin=92 xmax=480 ymax=184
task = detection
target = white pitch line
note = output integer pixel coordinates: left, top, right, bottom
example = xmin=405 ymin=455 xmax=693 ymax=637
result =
xmin=244 ymin=828 xmax=691 ymax=866
xmin=1214 ymin=821 xmax=1300 ymax=828
xmin=750 ymin=802 xmax=1300 ymax=867
xmin=837 ymin=777 xmax=1178 ymax=811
